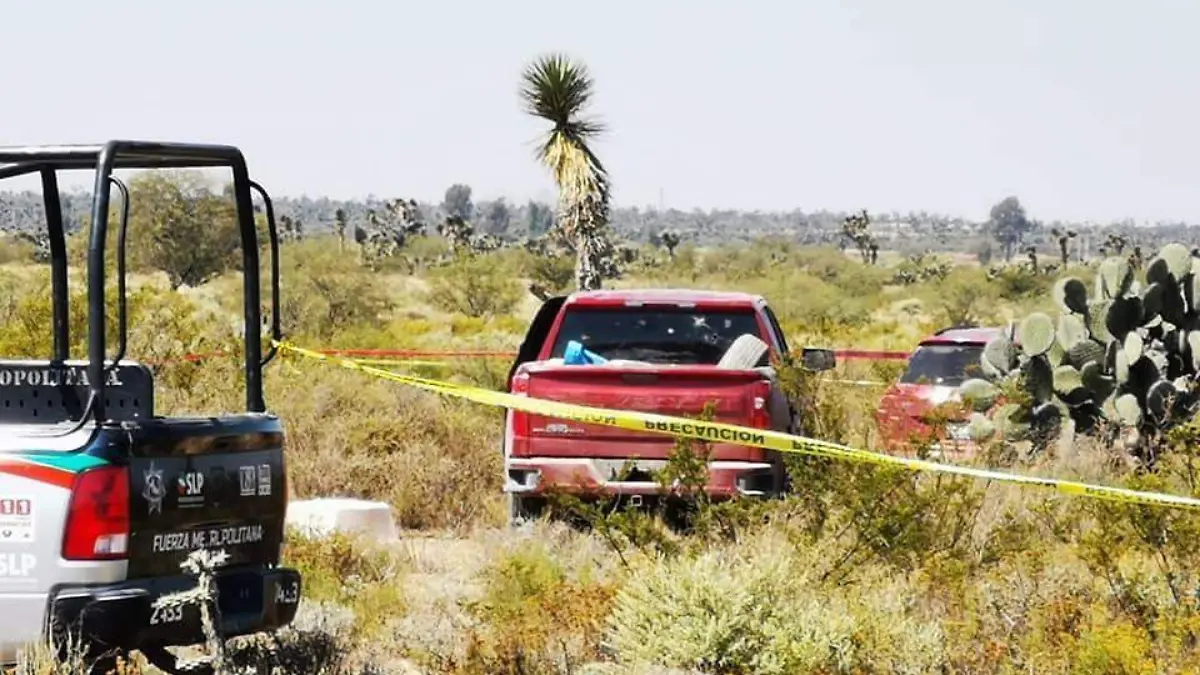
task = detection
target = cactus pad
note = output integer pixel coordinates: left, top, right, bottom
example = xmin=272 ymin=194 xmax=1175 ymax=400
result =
xmin=1189 ymin=331 xmax=1200 ymax=370
xmin=1052 ymin=364 xmax=1083 ymax=395
xmin=1162 ymin=283 xmax=1188 ymax=325
xmin=1057 ymin=313 xmax=1088 ymax=352
xmin=1099 ymin=257 xmax=1133 ymax=298
xmin=982 ymin=334 xmax=1016 ymax=375
xmin=1080 ymin=361 xmax=1117 ymax=400
xmin=1114 ymin=393 xmax=1142 ymax=427
xmin=1123 ymin=331 xmax=1144 ymax=364
xmin=1023 ymin=355 xmax=1054 ymax=403
xmin=1146 ymin=256 xmax=1173 ymax=286
xmin=1160 ymin=243 xmax=1192 ymax=279
xmin=1053 ymin=276 xmax=1089 ymax=314
xmin=1105 ymin=296 xmax=1143 ymax=341
xmin=1188 ymin=273 xmax=1200 ymax=315
xmin=1129 ymin=355 xmax=1162 ymax=395
xmin=1067 ymin=339 xmax=1105 ymax=368
xmin=959 ymin=378 xmax=999 ymax=412
xmin=1146 ymin=379 xmax=1175 ymax=422
xmin=1018 ymin=312 xmax=1056 ymax=357
xmin=1141 ymin=282 xmax=1165 ymax=323
xmin=1047 ymin=339 xmax=1066 ymax=367
xmin=1113 ymin=346 xmax=1130 ymax=384
xmin=1088 ymin=299 xmax=1115 ymax=344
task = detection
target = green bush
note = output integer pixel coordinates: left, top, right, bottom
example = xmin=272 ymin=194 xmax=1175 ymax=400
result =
xmin=606 ymin=535 xmax=947 ymax=674
xmin=424 ymin=253 xmax=523 ymax=318
xmin=275 ymin=238 xmax=395 ymax=341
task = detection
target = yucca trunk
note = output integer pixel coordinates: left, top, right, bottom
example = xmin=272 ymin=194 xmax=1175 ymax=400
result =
xmin=547 ymin=138 xmax=609 ymax=290
xmin=559 ymin=192 xmax=609 ymax=290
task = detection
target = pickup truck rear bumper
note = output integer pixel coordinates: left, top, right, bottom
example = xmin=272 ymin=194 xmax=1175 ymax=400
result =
xmin=506 ymin=456 xmax=780 ymax=498
xmin=45 ymin=566 xmax=301 ymax=658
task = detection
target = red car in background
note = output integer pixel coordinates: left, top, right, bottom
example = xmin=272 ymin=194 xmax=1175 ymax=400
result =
xmin=874 ymin=326 xmax=1003 ymax=458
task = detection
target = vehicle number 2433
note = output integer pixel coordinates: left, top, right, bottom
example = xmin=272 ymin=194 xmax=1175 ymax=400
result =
xmin=150 ymin=602 xmax=185 ymax=626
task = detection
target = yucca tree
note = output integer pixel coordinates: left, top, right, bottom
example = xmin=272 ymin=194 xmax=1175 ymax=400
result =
xmin=520 ymin=53 xmax=612 ymax=290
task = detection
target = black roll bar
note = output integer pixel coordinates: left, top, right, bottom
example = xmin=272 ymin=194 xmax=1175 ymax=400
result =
xmin=0 ymin=140 xmax=276 ymax=422
xmin=39 ymin=169 xmax=69 ymax=361
xmin=107 ymin=176 xmax=131 ymax=371
xmin=249 ymin=180 xmax=283 ymax=367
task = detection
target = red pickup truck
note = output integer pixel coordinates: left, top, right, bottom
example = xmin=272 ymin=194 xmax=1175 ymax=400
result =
xmin=501 ymin=288 xmax=835 ymax=523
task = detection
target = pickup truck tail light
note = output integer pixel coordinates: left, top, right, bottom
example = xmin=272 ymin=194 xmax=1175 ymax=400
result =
xmin=62 ymin=465 xmax=130 ymax=561
xmin=749 ymin=379 xmax=772 ymax=430
xmin=510 ymin=371 xmax=531 ymax=437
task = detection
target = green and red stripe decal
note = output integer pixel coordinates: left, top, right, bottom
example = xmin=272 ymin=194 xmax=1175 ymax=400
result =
xmin=0 ymin=453 xmax=108 ymax=489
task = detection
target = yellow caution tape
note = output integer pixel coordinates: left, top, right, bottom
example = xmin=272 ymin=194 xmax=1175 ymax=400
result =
xmin=274 ymin=340 xmax=1200 ymax=511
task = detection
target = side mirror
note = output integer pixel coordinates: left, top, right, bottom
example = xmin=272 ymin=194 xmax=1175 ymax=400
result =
xmin=800 ymin=348 xmax=837 ymax=372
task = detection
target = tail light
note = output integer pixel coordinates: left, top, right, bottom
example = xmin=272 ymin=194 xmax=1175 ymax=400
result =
xmin=749 ymin=380 xmax=772 ymax=430
xmin=62 ymin=465 xmax=130 ymax=561
xmin=510 ymin=371 xmax=531 ymax=438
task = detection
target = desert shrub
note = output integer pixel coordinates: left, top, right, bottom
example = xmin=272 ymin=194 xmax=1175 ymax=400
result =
xmin=281 ymin=529 xmax=406 ymax=639
xmin=639 ymin=244 xmax=699 ymax=284
xmin=792 ymin=245 xmax=892 ymax=299
xmin=124 ymin=171 xmax=243 ymax=289
xmin=227 ymin=600 xmax=383 ymax=675
xmin=987 ymin=263 xmax=1056 ymax=302
xmin=433 ymin=542 xmax=617 ymax=675
xmin=0 ymin=237 xmax=35 ymax=265
xmin=377 ymin=233 xmax=452 ymax=274
xmin=266 ymin=362 xmax=502 ymax=530
xmin=605 ymin=534 xmax=947 ymax=674
xmin=1070 ymin=621 xmax=1157 ymax=675
xmin=275 ymin=239 xmax=395 ymax=341
xmin=525 ymin=252 xmax=575 ymax=296
xmin=0 ymin=267 xmax=232 ymax=365
xmin=424 ymin=253 xmax=522 ymax=318
xmin=746 ymin=271 xmax=874 ymax=333
xmin=698 ymin=239 xmax=796 ymax=282
xmin=928 ymin=268 xmax=1000 ymax=327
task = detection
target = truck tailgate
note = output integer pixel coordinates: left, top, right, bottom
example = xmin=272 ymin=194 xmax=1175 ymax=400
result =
xmin=511 ymin=364 xmax=770 ymax=461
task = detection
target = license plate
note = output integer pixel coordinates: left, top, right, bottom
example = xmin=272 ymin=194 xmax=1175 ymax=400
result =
xmin=218 ymin=572 xmax=263 ymax=616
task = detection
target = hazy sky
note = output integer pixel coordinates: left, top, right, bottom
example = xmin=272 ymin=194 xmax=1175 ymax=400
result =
xmin=2 ymin=1 xmax=1197 ymax=223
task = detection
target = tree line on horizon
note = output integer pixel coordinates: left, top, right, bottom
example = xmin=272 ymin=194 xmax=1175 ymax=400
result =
xmin=0 ymin=184 xmax=1193 ymax=260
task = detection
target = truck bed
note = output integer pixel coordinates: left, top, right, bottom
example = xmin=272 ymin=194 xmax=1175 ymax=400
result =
xmin=509 ymin=361 xmax=772 ymax=462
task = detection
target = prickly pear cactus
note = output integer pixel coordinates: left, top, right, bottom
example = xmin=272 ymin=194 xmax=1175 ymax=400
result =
xmin=959 ymin=242 xmax=1200 ymax=449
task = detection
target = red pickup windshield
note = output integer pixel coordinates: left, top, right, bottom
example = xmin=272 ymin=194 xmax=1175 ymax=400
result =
xmin=899 ymin=344 xmax=986 ymax=386
xmin=548 ymin=307 xmax=764 ymax=365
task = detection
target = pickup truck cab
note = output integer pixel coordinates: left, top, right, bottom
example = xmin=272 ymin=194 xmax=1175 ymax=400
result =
xmin=502 ymin=288 xmax=834 ymax=522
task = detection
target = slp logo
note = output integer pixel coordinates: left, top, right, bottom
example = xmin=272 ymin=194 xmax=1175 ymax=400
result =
xmin=179 ymin=471 xmax=204 ymax=496
xmin=178 ymin=470 xmax=205 ymax=509
xmin=0 ymin=553 xmax=36 ymax=578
